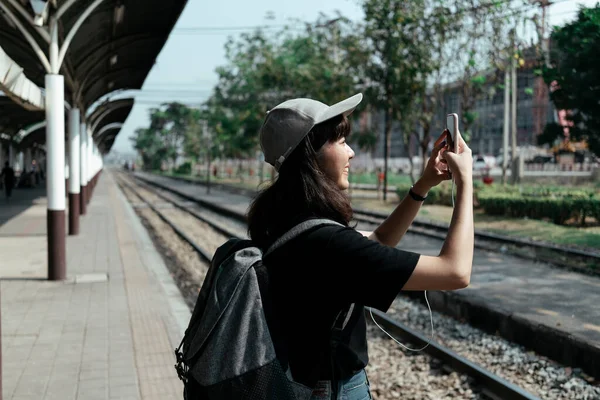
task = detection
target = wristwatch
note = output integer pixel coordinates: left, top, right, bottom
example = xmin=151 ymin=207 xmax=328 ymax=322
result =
xmin=408 ymin=186 xmax=427 ymax=202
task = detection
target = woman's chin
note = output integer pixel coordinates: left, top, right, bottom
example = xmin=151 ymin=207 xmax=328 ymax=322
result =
xmin=338 ymin=179 xmax=350 ymax=190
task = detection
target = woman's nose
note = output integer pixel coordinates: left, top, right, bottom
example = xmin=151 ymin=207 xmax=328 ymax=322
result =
xmin=347 ymin=144 xmax=355 ymax=159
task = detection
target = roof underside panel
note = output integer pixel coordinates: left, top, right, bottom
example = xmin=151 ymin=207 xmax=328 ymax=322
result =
xmin=0 ymin=96 xmax=45 ymax=136
xmin=0 ymin=46 xmax=45 ymax=110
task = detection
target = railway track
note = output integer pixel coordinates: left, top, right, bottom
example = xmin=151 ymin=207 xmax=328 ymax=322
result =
xmin=116 ymin=171 xmax=540 ymax=400
xmin=154 ymin=173 xmax=600 ymax=277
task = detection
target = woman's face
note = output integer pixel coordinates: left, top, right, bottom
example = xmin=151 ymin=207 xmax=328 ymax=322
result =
xmin=318 ymin=136 xmax=355 ymax=190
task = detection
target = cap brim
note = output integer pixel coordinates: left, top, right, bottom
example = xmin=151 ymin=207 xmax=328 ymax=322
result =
xmin=314 ymin=93 xmax=363 ymax=124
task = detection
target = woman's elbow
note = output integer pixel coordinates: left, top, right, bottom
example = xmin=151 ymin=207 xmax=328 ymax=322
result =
xmin=451 ymin=267 xmax=472 ymax=289
xmin=455 ymin=274 xmax=470 ymax=289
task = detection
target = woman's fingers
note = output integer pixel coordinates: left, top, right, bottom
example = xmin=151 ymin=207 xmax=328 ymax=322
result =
xmin=434 ymin=129 xmax=449 ymax=147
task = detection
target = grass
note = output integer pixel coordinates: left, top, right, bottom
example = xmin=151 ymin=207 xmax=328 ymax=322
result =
xmin=160 ymin=171 xmax=265 ymax=192
xmin=349 ymin=173 xmax=413 ymax=186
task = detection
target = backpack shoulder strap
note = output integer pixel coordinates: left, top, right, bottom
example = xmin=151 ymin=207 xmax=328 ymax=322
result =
xmin=264 ymin=218 xmax=344 ymax=257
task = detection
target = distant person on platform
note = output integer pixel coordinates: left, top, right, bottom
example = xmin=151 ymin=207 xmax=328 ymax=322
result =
xmin=1 ymin=161 xmax=16 ymax=200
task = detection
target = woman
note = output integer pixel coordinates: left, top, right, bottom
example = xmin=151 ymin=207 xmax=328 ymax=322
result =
xmin=246 ymin=93 xmax=473 ymax=400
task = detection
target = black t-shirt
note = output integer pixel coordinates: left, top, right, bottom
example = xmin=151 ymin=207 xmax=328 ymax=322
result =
xmin=263 ymin=218 xmax=420 ymax=387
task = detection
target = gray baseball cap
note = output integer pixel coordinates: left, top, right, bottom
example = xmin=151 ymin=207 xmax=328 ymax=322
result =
xmin=259 ymin=93 xmax=363 ymax=171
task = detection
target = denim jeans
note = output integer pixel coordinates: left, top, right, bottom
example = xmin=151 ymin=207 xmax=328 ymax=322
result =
xmin=309 ymin=369 xmax=372 ymax=400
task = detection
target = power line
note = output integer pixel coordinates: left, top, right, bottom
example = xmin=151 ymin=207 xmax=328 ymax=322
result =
xmin=167 ymin=1 xmax=554 ymax=35
xmin=173 ymin=24 xmax=289 ymax=32
xmin=166 ymin=0 xmax=574 ymax=35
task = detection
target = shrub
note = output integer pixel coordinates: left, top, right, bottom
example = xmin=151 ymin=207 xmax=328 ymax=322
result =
xmin=175 ymin=161 xmax=192 ymax=175
xmin=477 ymin=191 xmax=600 ymax=225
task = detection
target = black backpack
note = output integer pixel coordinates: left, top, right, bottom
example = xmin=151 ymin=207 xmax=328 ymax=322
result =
xmin=174 ymin=218 xmax=353 ymax=400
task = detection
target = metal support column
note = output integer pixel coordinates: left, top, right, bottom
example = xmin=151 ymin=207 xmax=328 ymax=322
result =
xmin=46 ymin=72 xmax=66 ymax=281
xmin=80 ymin=122 xmax=87 ymax=215
xmin=68 ymin=109 xmax=80 ymax=234
xmin=46 ymin=19 xmax=66 ymax=281
xmin=86 ymin=128 xmax=92 ymax=204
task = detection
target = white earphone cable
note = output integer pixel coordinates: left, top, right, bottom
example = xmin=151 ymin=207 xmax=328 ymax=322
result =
xmin=368 ymin=289 xmax=434 ymax=352
xmin=369 ymin=173 xmax=456 ymax=352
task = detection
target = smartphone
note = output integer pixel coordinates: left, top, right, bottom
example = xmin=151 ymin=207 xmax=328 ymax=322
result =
xmin=446 ymin=113 xmax=459 ymax=154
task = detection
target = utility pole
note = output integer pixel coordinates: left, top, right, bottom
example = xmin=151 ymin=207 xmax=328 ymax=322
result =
xmin=202 ymin=120 xmax=211 ymax=194
xmin=502 ymin=28 xmax=516 ymax=185
xmin=539 ymin=0 xmax=550 ymax=65
xmin=502 ymin=66 xmax=510 ymax=185
xmin=383 ymin=104 xmax=391 ymax=202
xmin=511 ymin=37 xmax=518 ymax=183
xmin=532 ymin=0 xmax=551 ymax=143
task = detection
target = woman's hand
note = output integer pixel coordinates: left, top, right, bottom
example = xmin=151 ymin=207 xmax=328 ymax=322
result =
xmin=419 ymin=129 xmax=453 ymax=189
xmin=443 ymin=129 xmax=473 ymax=184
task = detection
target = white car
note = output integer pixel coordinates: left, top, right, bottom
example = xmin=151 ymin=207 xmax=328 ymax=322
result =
xmin=473 ymin=155 xmax=489 ymax=171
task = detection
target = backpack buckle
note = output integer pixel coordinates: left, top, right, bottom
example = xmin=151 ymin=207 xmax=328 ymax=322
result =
xmin=174 ymin=348 xmax=188 ymax=382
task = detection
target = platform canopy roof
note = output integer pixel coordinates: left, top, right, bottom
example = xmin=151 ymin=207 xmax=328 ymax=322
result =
xmin=7 ymin=97 xmax=135 ymax=152
xmin=88 ymin=97 xmax=134 ymax=154
xmin=0 ymin=95 xmax=44 ymax=136
xmin=0 ymin=0 xmax=188 ymax=149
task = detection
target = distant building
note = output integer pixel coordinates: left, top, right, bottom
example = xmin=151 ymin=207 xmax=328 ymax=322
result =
xmin=354 ymin=48 xmax=557 ymax=161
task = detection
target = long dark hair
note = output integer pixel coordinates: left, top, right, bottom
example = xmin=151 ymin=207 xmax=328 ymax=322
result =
xmin=247 ymin=115 xmax=354 ymax=248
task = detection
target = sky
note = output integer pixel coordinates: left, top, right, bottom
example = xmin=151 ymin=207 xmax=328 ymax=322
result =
xmin=110 ymin=0 xmax=599 ymax=155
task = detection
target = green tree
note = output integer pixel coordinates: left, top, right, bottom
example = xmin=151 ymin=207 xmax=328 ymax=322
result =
xmin=131 ymin=127 xmax=166 ymax=171
xmin=362 ymin=0 xmax=432 ymax=195
xmin=413 ymin=2 xmax=462 ymax=176
xmin=205 ymin=14 xmax=367 ymax=165
xmin=131 ymin=103 xmax=195 ymax=171
xmin=541 ymin=4 xmax=600 ymax=156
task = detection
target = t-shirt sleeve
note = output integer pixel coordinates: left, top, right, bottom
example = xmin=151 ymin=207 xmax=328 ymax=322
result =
xmin=307 ymin=225 xmax=420 ymax=312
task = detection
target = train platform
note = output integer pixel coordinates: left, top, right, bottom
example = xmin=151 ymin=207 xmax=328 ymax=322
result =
xmin=133 ymin=170 xmax=600 ymax=381
xmin=0 ymin=172 xmax=190 ymax=400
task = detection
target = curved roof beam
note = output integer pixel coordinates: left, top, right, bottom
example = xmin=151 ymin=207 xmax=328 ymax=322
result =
xmin=4 ymin=0 xmax=51 ymax=43
xmin=96 ymin=127 xmax=120 ymax=142
xmin=17 ymin=130 xmax=47 ymax=150
xmin=87 ymin=97 xmax=133 ymax=120
xmin=14 ymin=120 xmax=46 ymax=143
xmin=95 ymin=122 xmax=122 ymax=138
xmin=86 ymin=90 xmax=134 ymax=118
xmin=82 ymin=67 xmax=147 ymax=109
xmin=97 ymin=128 xmax=121 ymax=153
xmin=0 ymin=1 xmax=51 ymax=72
xmin=56 ymin=0 xmax=106 ymax=72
